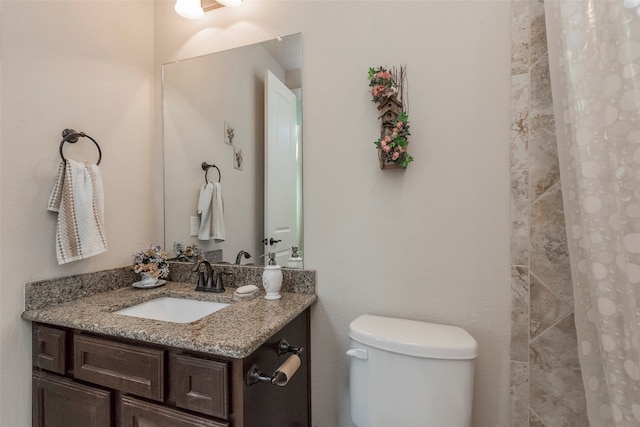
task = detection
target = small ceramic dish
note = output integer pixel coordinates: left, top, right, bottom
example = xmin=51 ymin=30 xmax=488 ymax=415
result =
xmin=132 ymin=279 xmax=167 ymax=289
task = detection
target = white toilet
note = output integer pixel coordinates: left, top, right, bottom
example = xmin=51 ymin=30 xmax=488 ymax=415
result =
xmin=346 ymin=314 xmax=478 ymax=427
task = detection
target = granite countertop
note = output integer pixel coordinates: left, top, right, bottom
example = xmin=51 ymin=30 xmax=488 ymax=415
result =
xmin=22 ymin=281 xmax=316 ymax=359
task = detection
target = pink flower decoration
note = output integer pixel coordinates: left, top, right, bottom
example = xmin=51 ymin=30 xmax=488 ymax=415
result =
xmin=392 ymin=152 xmax=400 ymax=160
xmin=396 ymin=121 xmax=403 ymax=129
xmin=384 ymin=135 xmax=391 ymax=142
xmin=383 ymin=145 xmax=391 ymax=153
xmin=381 ymin=139 xmax=387 ymax=147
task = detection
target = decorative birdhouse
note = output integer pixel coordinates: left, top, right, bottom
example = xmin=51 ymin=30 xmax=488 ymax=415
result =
xmin=368 ymin=65 xmax=414 ymax=170
xmin=377 ymin=96 xmax=403 ymax=127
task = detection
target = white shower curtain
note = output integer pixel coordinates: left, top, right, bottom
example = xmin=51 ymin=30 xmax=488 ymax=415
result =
xmin=545 ymin=1 xmax=640 ymax=426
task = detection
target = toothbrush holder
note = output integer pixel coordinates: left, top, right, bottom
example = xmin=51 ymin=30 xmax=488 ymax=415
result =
xmin=262 ymin=265 xmax=283 ymax=300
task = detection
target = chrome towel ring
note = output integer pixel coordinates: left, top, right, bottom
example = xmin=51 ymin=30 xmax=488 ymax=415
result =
xmin=202 ymin=162 xmax=221 ymax=183
xmin=59 ymin=128 xmax=102 ymax=165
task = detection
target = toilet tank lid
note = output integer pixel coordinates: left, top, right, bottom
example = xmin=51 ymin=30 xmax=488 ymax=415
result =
xmin=349 ymin=315 xmax=478 ymax=360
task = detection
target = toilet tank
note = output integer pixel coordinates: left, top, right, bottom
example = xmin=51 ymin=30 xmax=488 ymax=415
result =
xmin=347 ymin=315 xmax=478 ymax=427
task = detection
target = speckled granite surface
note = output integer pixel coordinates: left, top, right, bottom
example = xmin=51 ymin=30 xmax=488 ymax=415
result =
xmin=25 ymin=262 xmax=315 ymax=311
xmin=22 ymin=281 xmax=316 ymax=358
xmin=24 ymin=266 xmax=138 ymax=311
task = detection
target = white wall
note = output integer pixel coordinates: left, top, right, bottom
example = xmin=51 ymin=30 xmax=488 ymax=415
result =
xmin=0 ymin=1 xmax=155 ymax=425
xmin=0 ymin=1 xmax=511 ymax=425
xmin=155 ymin=1 xmax=512 ymax=426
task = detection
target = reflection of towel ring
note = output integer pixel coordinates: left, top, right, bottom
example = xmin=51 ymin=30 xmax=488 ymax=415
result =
xmin=59 ymin=129 xmax=102 ymax=165
xmin=202 ymin=162 xmax=221 ymax=183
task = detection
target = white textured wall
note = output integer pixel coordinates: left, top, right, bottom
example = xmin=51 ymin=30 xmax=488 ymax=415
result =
xmin=155 ymin=1 xmax=512 ymax=426
xmin=0 ymin=1 xmax=155 ymax=425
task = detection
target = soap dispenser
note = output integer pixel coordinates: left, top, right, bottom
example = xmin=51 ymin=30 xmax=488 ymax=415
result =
xmin=287 ymin=246 xmax=303 ymax=269
xmin=262 ymin=252 xmax=283 ymax=300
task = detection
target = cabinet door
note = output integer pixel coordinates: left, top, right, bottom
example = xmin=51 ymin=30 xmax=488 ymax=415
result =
xmin=120 ymin=395 xmax=229 ymax=427
xmin=32 ymin=324 xmax=66 ymax=374
xmin=240 ymin=309 xmax=310 ymax=427
xmin=169 ymin=353 xmax=229 ymax=419
xmin=32 ymin=371 xmax=111 ymax=427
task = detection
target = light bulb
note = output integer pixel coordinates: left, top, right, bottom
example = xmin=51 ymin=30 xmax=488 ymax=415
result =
xmin=174 ymin=0 xmax=204 ymax=19
xmin=217 ymin=0 xmax=243 ymax=7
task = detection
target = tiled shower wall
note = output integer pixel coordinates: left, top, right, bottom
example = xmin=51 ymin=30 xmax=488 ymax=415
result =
xmin=510 ymin=1 xmax=588 ymax=426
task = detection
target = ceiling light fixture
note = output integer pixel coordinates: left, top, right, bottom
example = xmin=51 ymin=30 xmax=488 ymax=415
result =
xmin=174 ymin=0 xmax=204 ymax=19
xmin=175 ymin=0 xmax=243 ymax=19
xmin=216 ymin=0 xmax=243 ymax=7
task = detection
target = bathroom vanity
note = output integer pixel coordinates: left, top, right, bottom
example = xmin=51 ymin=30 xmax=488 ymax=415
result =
xmin=23 ymin=278 xmax=315 ymax=427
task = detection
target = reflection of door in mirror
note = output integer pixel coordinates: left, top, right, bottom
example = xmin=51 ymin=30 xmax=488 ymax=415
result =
xmin=265 ymin=70 xmax=300 ymax=265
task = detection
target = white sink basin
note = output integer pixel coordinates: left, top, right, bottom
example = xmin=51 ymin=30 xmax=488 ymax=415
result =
xmin=114 ymin=297 xmax=229 ymax=324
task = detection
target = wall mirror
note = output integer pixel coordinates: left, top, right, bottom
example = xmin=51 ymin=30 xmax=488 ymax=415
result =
xmin=163 ymin=33 xmax=303 ymax=267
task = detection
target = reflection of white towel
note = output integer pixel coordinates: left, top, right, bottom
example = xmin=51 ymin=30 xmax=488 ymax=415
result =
xmin=47 ymin=160 xmax=107 ymax=264
xmin=197 ymin=182 xmax=213 ymax=240
xmin=197 ymin=182 xmax=225 ymax=241
xmin=212 ymin=182 xmax=226 ymax=241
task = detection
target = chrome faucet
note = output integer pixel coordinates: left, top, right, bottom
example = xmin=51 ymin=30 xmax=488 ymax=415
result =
xmin=235 ymin=250 xmax=251 ymax=265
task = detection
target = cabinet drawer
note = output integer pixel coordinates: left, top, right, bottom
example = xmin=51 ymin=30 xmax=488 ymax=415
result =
xmin=33 ymin=324 xmax=67 ymax=374
xmin=169 ymin=353 xmax=229 ymax=419
xmin=121 ymin=395 xmax=229 ymax=427
xmin=74 ymin=334 xmax=164 ymax=401
xmin=33 ymin=370 xmax=111 ymax=427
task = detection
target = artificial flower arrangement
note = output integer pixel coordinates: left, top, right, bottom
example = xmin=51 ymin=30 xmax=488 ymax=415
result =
xmin=373 ymin=111 xmax=413 ymax=169
xmin=368 ymin=66 xmax=414 ymax=169
xmin=132 ymin=244 xmax=169 ymax=279
xmin=368 ymin=67 xmax=398 ymax=103
xmin=173 ymin=241 xmax=203 ymax=262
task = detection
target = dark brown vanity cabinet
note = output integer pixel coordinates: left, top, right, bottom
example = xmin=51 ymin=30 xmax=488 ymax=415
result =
xmin=31 ymin=309 xmax=310 ymax=427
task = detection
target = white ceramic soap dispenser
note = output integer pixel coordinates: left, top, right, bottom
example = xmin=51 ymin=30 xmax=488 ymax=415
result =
xmin=287 ymin=246 xmax=303 ymax=269
xmin=262 ymin=252 xmax=283 ymax=300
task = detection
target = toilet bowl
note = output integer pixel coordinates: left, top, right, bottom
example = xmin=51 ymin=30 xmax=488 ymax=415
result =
xmin=347 ymin=314 xmax=478 ymax=427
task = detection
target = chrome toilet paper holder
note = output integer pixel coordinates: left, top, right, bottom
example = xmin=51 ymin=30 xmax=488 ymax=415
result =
xmin=277 ymin=338 xmax=302 ymax=356
xmin=246 ymin=339 xmax=304 ymax=387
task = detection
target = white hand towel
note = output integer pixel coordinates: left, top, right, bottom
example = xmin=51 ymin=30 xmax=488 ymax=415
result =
xmin=197 ymin=182 xmax=214 ymax=240
xmin=212 ymin=182 xmax=226 ymax=241
xmin=197 ymin=181 xmax=226 ymax=241
xmin=47 ymin=160 xmax=107 ymax=264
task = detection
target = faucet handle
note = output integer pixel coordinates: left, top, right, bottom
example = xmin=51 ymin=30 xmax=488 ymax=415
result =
xmin=213 ymin=270 xmax=232 ymax=293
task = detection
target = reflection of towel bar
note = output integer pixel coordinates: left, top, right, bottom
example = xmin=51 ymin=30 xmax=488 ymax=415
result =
xmin=59 ymin=129 xmax=102 ymax=165
xmin=201 ymin=161 xmax=221 ymax=183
